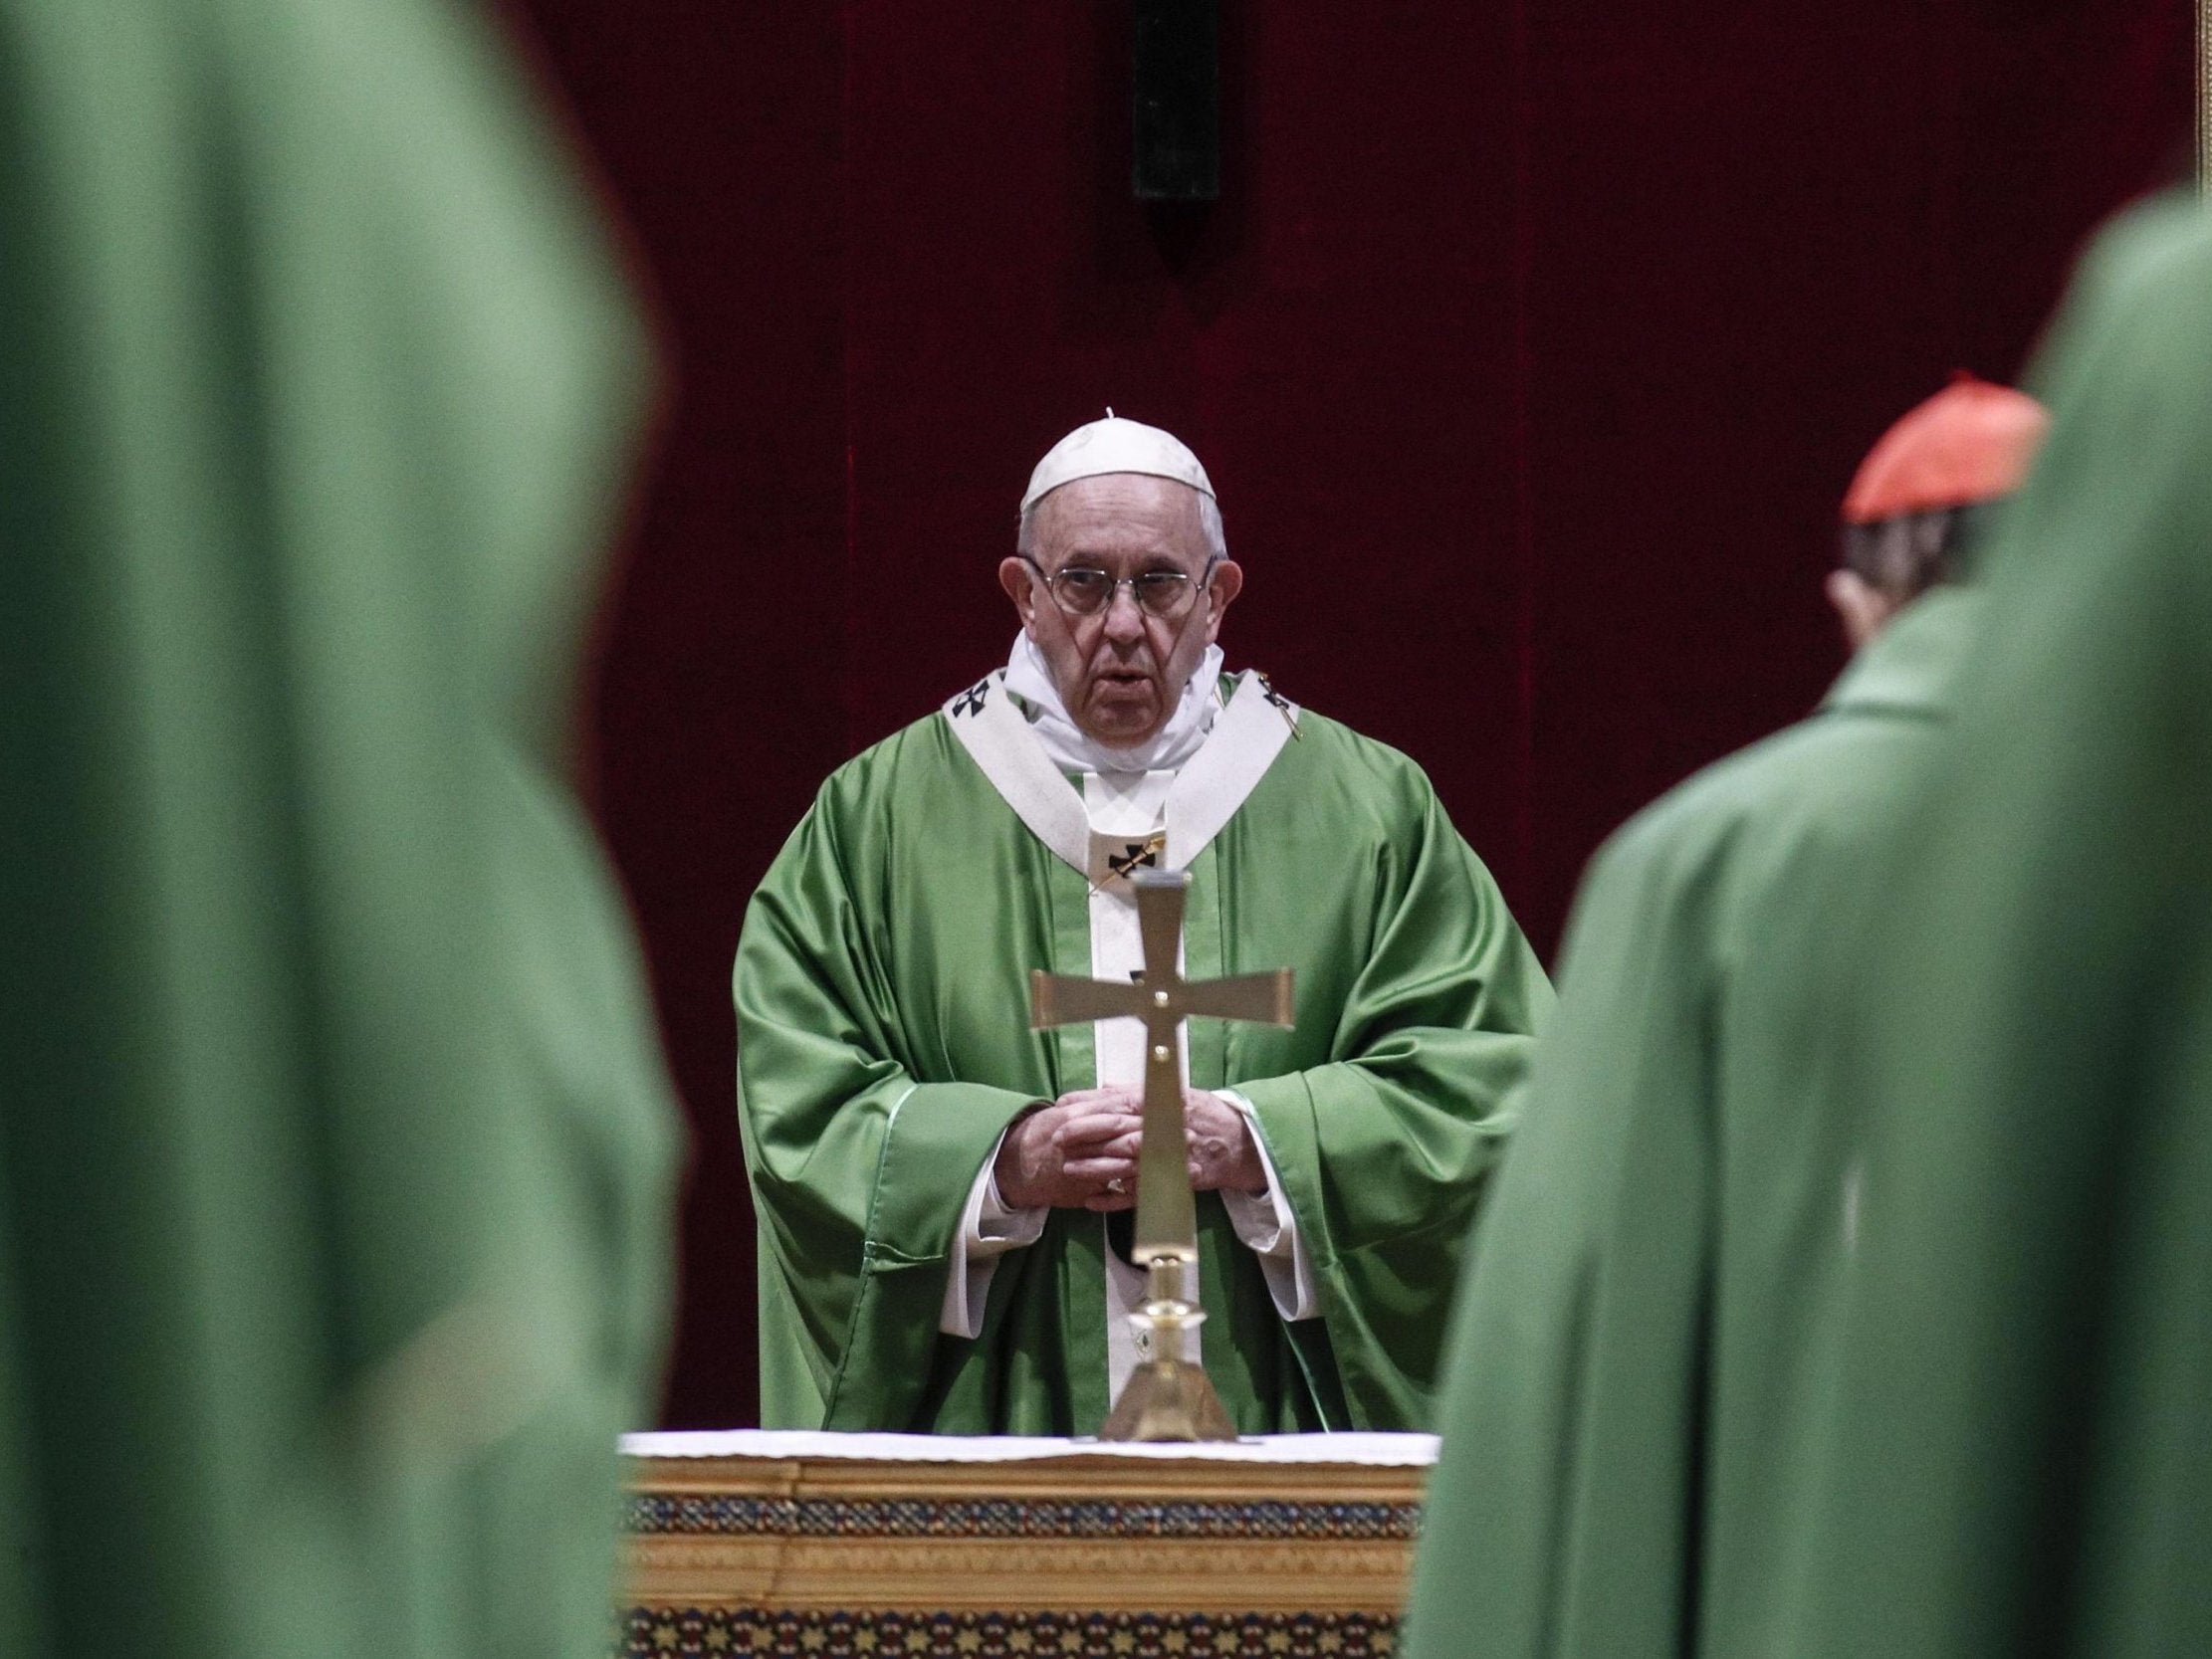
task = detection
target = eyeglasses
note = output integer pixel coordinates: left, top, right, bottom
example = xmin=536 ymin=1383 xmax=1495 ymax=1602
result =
xmin=1021 ymin=555 xmax=1219 ymax=620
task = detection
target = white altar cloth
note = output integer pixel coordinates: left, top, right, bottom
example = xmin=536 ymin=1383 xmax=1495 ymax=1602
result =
xmin=622 ymin=1428 xmax=1438 ymax=1466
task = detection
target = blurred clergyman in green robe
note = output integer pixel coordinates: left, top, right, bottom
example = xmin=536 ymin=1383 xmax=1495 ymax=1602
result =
xmin=1405 ymin=377 xmax=2046 ymax=1658
xmin=1779 ymin=196 xmax=2212 ymax=1658
xmin=0 ymin=2 xmax=677 ymax=1657
xmin=735 ymin=416 xmax=1551 ymax=1434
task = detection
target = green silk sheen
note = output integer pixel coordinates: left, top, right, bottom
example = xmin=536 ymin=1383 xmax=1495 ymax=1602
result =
xmin=1406 ymin=586 xmax=1982 ymax=1659
xmin=0 ymin=2 xmax=677 ymax=1656
xmin=736 ymin=695 xmax=1551 ymax=1435
xmin=1779 ymin=196 xmax=2212 ymax=1659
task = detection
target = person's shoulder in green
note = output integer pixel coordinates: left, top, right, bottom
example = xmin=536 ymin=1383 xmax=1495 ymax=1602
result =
xmin=1782 ymin=195 xmax=2212 ymax=1659
xmin=1251 ymin=700 xmax=1496 ymax=875
xmin=1407 ymin=377 xmax=2047 ymax=1659
xmin=785 ymin=705 xmax=981 ymax=860
xmin=1604 ymin=579 xmax=1982 ymax=947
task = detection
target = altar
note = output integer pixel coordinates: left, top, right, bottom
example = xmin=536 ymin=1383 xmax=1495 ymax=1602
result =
xmin=619 ymin=1430 xmax=1436 ymax=1658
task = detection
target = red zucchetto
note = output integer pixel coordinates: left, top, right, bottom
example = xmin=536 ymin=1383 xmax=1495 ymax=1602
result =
xmin=1842 ymin=372 xmax=2050 ymax=524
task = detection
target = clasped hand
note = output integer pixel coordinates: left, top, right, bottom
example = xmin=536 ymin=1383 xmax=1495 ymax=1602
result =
xmin=993 ymin=1086 xmax=1267 ymax=1211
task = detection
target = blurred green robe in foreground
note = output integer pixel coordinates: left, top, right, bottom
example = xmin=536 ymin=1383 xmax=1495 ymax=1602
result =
xmin=0 ymin=2 xmax=677 ymax=1656
xmin=736 ymin=700 xmax=1550 ymax=1433
xmin=1406 ymin=583 xmax=1982 ymax=1659
xmin=1781 ymin=197 xmax=2212 ymax=1657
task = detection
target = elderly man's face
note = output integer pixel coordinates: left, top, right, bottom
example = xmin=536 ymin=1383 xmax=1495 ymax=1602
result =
xmin=997 ymin=474 xmax=1244 ymax=748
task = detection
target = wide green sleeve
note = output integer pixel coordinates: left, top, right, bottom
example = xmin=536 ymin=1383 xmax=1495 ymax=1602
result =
xmin=734 ymin=765 xmax=1038 ymax=1428
xmin=1233 ymin=779 xmax=1553 ymax=1428
xmin=1405 ymin=824 xmax=1712 ymax=1659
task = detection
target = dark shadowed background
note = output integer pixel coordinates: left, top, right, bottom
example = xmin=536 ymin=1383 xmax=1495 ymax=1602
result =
xmin=499 ymin=0 xmax=2194 ymax=1428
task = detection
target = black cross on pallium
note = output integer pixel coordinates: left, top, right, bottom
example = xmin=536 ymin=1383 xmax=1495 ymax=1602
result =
xmin=1106 ymin=836 xmax=1165 ymax=882
xmin=950 ymin=678 xmax=992 ymax=719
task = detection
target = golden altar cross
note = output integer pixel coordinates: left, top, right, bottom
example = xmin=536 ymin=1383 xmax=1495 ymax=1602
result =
xmin=1029 ymin=868 xmax=1294 ymax=1441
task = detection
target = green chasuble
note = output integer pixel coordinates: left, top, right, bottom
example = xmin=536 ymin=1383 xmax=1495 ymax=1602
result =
xmin=735 ymin=688 xmax=1550 ymax=1434
xmin=1779 ymin=199 xmax=2212 ymax=1657
xmin=0 ymin=2 xmax=677 ymax=1657
xmin=1406 ymin=585 xmax=1984 ymax=1659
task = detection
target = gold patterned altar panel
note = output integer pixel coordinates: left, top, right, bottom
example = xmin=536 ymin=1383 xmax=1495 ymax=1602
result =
xmin=621 ymin=1452 xmax=1428 ymax=1659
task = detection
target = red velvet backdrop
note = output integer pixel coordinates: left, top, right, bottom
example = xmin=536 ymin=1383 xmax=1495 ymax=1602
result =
xmin=505 ymin=1 xmax=2194 ymax=1428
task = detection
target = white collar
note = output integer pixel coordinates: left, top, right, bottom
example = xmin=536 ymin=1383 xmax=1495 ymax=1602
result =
xmin=943 ymin=660 xmax=1300 ymax=878
xmin=1001 ymin=632 xmax=1224 ymax=775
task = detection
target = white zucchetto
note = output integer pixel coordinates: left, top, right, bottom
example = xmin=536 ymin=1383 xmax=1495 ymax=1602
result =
xmin=1020 ymin=411 xmax=1216 ymax=514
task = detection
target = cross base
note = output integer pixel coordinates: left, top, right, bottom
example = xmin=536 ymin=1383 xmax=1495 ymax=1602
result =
xmin=1098 ymin=1258 xmax=1240 ymax=1443
xmin=1099 ymin=1357 xmax=1239 ymax=1443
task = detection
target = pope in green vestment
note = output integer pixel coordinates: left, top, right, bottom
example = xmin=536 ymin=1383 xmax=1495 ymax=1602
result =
xmin=1404 ymin=372 xmax=2049 ymax=1658
xmin=0 ymin=2 xmax=676 ymax=1656
xmin=735 ymin=420 xmax=1550 ymax=1436
xmin=1777 ymin=196 xmax=2212 ymax=1658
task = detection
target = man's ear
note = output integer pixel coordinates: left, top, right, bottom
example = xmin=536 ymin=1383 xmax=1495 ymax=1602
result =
xmin=999 ymin=557 xmax=1037 ymax=634
xmin=1825 ymin=568 xmax=1896 ymax=652
xmin=1203 ymin=559 xmax=1244 ymax=643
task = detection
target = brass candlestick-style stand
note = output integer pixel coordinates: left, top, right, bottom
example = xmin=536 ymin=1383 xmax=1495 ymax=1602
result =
xmin=1028 ymin=869 xmax=1294 ymax=1442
